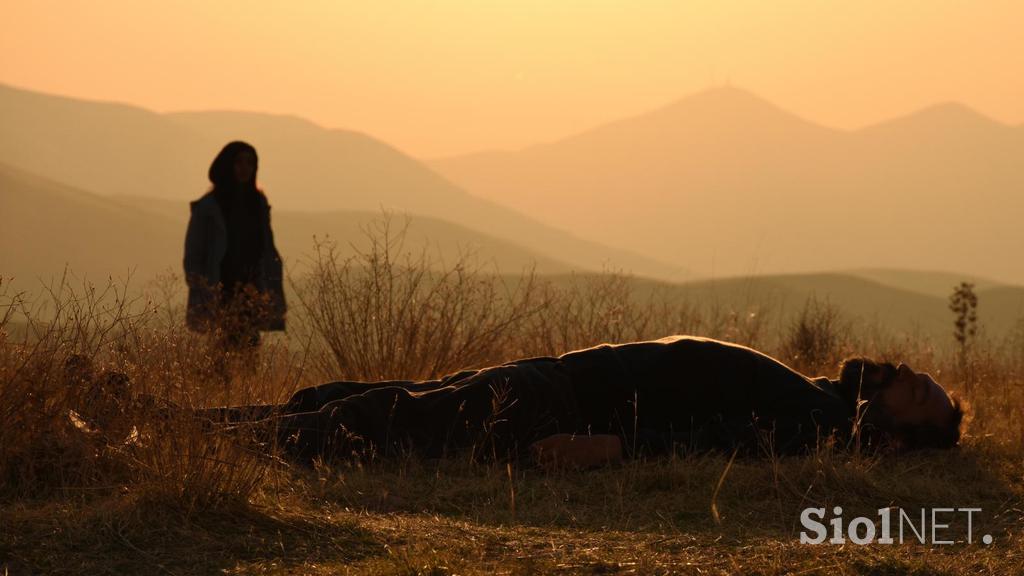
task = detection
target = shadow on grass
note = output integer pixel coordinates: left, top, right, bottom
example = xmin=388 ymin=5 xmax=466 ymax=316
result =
xmin=0 ymin=495 xmax=382 ymax=575
xmin=4 ymin=444 xmax=1019 ymax=575
xmin=308 ymin=440 xmax=1022 ymax=542
xmin=850 ymin=558 xmax=958 ymax=576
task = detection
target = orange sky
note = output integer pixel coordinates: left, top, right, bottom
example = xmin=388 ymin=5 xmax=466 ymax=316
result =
xmin=2 ymin=1 xmax=1022 ymax=157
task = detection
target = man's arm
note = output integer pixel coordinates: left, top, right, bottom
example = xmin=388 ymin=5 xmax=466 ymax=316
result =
xmin=529 ymin=433 xmax=623 ymax=470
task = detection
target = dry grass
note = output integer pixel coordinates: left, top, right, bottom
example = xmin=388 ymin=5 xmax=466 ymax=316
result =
xmin=2 ymin=227 xmax=1023 ymax=574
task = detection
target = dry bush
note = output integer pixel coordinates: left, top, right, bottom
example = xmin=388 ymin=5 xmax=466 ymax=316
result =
xmin=779 ymin=296 xmax=850 ymax=374
xmin=517 ymin=272 xmax=655 ymax=356
xmin=4 ymin=228 xmax=1024 ymax=573
xmin=968 ymin=328 xmax=1024 ymax=446
xmin=0 ymin=274 xmax=299 ymax=508
xmin=700 ymin=301 xmax=773 ymax=350
xmin=291 ymin=215 xmax=781 ymax=384
xmin=292 ymin=216 xmax=546 ymax=381
xmin=513 ymin=272 xmax=716 ymax=360
xmin=0 ymin=275 xmax=142 ymax=495
xmin=5 ymin=221 xmax=1023 ymax=522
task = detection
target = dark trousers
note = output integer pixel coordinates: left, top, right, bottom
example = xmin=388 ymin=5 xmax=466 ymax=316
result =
xmin=208 ymin=357 xmax=582 ymax=464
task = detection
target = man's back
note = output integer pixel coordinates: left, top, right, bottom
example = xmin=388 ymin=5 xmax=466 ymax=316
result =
xmin=271 ymin=336 xmax=857 ymax=461
xmin=558 ymin=336 xmax=855 ymax=454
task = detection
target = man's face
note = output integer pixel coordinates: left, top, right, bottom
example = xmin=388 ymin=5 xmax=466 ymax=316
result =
xmin=875 ymin=364 xmax=957 ymax=440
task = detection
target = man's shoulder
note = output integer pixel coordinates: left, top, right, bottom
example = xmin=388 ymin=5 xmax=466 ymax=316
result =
xmin=555 ymin=336 xmax=705 ymax=362
xmin=557 ymin=336 xmax=779 ymax=377
xmin=584 ymin=335 xmax=745 ymax=355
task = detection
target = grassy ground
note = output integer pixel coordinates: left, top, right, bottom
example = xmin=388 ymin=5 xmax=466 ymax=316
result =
xmin=4 ymin=443 xmax=1022 ymax=574
xmin=3 ymin=242 xmax=1023 ymax=574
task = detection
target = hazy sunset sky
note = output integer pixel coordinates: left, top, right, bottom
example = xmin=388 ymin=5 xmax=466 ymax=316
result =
xmin=3 ymin=1 xmax=1022 ymax=157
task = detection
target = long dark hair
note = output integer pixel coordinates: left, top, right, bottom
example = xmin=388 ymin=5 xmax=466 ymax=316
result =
xmin=208 ymin=140 xmax=260 ymax=198
xmin=206 ymin=141 xmax=269 ymax=285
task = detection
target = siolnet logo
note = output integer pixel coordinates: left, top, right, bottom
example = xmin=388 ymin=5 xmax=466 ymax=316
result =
xmin=799 ymin=507 xmax=993 ymax=545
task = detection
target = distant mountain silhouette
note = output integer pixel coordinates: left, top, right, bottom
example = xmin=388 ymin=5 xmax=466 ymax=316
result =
xmin=0 ymin=83 xmax=677 ymax=280
xmin=543 ymin=269 xmax=1024 ymax=340
xmin=0 ymin=162 xmax=577 ymax=292
xmin=6 ymin=161 xmax=1020 ymax=339
xmin=0 ymin=162 xmax=183 ymax=289
xmin=843 ymin=268 xmax=1001 ymax=299
xmin=430 ymin=86 xmax=1024 ymax=284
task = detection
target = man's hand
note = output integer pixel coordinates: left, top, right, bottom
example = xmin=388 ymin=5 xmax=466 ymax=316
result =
xmin=529 ymin=433 xmax=623 ymax=470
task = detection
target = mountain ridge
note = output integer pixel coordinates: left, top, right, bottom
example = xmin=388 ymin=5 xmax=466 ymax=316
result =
xmin=4 ymin=160 xmax=1021 ymax=340
xmin=0 ymin=82 xmax=679 ymax=281
xmin=428 ymin=86 xmax=1024 ymax=284
xmin=0 ymin=161 xmax=579 ymax=290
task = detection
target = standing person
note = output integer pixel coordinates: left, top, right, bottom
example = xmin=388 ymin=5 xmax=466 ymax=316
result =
xmin=184 ymin=141 xmax=286 ymax=350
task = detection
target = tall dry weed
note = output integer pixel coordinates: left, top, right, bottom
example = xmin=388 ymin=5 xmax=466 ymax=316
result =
xmin=293 ymin=216 xmax=545 ymax=381
xmin=0 ymin=274 xmax=298 ymax=508
xmin=779 ymin=296 xmax=850 ymax=374
xmin=3 ymin=222 xmax=1022 ymax=511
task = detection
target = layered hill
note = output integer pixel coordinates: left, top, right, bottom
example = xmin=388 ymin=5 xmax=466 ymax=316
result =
xmin=430 ymin=87 xmax=1024 ymax=284
xmin=0 ymin=162 xmax=576 ymax=292
xmin=4 ymin=161 xmax=1020 ymax=339
xmin=843 ymin=269 xmax=1001 ymax=299
xmin=550 ymin=271 xmax=1024 ymax=343
xmin=0 ymin=83 xmax=676 ymax=280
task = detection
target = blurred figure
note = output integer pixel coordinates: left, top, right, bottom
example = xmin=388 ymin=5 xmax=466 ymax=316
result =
xmin=184 ymin=141 xmax=286 ymax=350
xmin=63 ymin=354 xmax=134 ymax=442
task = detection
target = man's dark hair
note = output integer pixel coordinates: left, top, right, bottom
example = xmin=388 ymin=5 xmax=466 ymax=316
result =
xmin=838 ymin=357 xmax=898 ymax=401
xmin=837 ymin=357 xmax=965 ymax=451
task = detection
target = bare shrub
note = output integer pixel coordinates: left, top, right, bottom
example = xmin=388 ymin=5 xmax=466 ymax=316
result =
xmin=0 ymin=274 xmax=295 ymax=507
xmin=0 ymin=274 xmax=145 ymax=494
xmin=780 ymin=296 xmax=849 ymax=374
xmin=293 ymin=215 xmax=545 ymax=381
xmin=642 ymin=289 xmax=705 ymax=344
xmin=6 ymin=220 xmax=1021 ymax=517
xmin=521 ymin=271 xmax=640 ymax=355
xmin=996 ymin=319 xmax=1024 ymax=445
xmin=517 ymin=272 xmax=704 ymax=357
xmin=292 ymin=214 xmax=763 ymax=382
xmin=701 ymin=302 xmax=772 ymax=350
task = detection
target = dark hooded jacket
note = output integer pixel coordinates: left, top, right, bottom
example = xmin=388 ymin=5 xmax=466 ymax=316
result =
xmin=183 ymin=190 xmax=286 ymax=331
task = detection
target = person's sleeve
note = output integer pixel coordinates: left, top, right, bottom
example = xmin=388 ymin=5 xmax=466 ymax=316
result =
xmin=183 ymin=203 xmax=210 ymax=287
xmin=259 ymin=203 xmax=287 ymax=330
xmin=183 ymin=203 xmax=217 ymax=330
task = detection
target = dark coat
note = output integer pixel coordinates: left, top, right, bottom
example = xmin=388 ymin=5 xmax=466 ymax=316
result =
xmin=267 ymin=336 xmax=855 ymax=463
xmin=183 ymin=191 xmax=286 ymax=331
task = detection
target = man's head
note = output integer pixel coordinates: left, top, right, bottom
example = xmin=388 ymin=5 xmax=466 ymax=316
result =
xmin=839 ymin=358 xmax=964 ymax=450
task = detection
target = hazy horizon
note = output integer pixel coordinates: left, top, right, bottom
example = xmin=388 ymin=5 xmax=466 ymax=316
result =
xmin=4 ymin=80 xmax=1024 ymax=287
xmin=4 ymin=1 xmax=1024 ymax=157
xmin=3 ymin=79 xmax=1017 ymax=160
xmin=5 ymin=6 xmax=1024 ymax=573
xmin=4 ymin=3 xmax=1021 ymax=322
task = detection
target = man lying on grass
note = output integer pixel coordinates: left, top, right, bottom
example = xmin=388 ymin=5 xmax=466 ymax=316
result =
xmin=197 ymin=336 xmax=964 ymax=467
xmin=69 ymin=336 xmax=965 ymax=467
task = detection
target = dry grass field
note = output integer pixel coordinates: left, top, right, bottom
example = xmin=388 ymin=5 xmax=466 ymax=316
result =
xmin=2 ymin=235 xmax=1023 ymax=575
